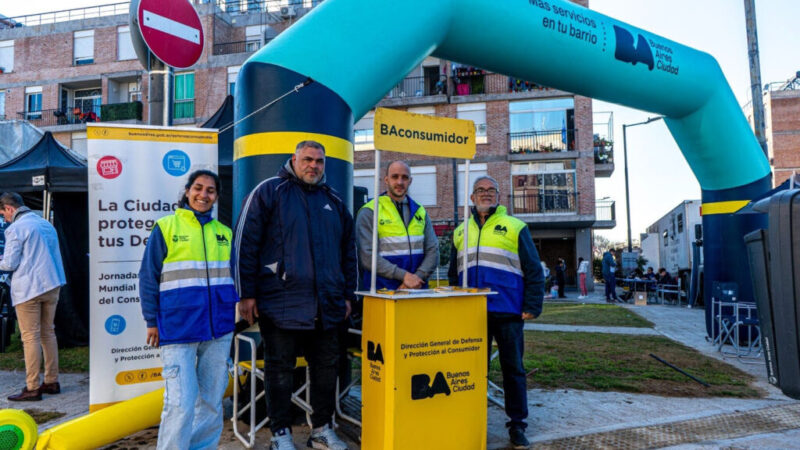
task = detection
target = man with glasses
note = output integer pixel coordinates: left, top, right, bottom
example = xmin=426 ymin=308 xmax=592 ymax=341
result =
xmin=356 ymin=160 xmax=438 ymax=291
xmin=448 ymin=176 xmax=544 ymax=449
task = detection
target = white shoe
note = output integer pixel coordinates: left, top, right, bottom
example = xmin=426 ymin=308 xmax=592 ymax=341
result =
xmin=270 ymin=428 xmax=297 ymax=450
xmin=308 ymin=424 xmax=348 ymax=450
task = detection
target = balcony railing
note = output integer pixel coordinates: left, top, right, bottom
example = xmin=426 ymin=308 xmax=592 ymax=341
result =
xmin=1 ymin=2 xmax=129 ymax=29
xmin=509 ymin=191 xmax=578 ymax=214
xmin=508 ymin=129 xmax=577 ymax=154
xmin=508 ymin=78 xmax=551 ymax=93
xmin=386 ymin=75 xmax=446 ymax=99
xmin=596 ymin=200 xmax=616 ymax=221
xmin=594 ymin=139 xmax=614 ymax=164
xmin=18 ymin=105 xmax=102 ymax=127
xmin=213 ymin=39 xmax=268 ymax=56
xmin=214 ymin=0 xmax=322 ymax=14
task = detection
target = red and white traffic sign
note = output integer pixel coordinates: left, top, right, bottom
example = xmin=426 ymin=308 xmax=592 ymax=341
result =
xmin=137 ymin=0 xmax=204 ymax=69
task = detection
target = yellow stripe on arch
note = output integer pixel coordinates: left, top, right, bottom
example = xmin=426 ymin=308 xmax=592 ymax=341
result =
xmin=234 ymin=131 xmax=354 ymax=163
xmin=701 ymin=200 xmax=750 ymax=215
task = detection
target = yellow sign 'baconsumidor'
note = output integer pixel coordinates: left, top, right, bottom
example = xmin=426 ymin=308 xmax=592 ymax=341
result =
xmin=373 ymin=107 xmax=476 ymax=159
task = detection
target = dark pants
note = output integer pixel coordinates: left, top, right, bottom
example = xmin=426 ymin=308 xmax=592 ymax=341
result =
xmin=258 ymin=315 xmax=340 ymax=432
xmin=488 ymin=315 xmax=528 ymax=429
xmin=557 ymin=274 xmax=566 ymax=298
xmin=604 ymin=274 xmax=619 ymax=300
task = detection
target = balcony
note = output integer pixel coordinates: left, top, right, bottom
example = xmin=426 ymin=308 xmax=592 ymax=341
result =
xmin=510 ymin=190 xmax=578 ymax=215
xmin=508 ymin=129 xmax=577 ymax=159
xmin=594 ymin=137 xmax=614 ymax=177
xmin=17 ymin=102 xmax=142 ymax=129
xmin=594 ymin=199 xmax=616 ymax=229
xmin=213 ymin=39 xmax=266 ymax=56
xmin=452 ymin=69 xmax=485 ymax=96
xmin=379 ymin=75 xmax=447 ymax=107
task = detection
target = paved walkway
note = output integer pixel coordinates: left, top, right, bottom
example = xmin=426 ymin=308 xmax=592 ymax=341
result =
xmin=2 ymin=287 xmax=799 ymax=449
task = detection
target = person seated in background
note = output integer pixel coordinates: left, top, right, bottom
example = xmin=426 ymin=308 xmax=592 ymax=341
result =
xmin=643 ymin=267 xmax=656 ymax=280
xmin=657 ymin=268 xmax=676 ymax=286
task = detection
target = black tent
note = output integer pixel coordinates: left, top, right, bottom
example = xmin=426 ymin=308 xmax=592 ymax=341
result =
xmin=0 ymin=132 xmax=89 ymax=347
xmin=202 ymin=95 xmax=234 ymax=227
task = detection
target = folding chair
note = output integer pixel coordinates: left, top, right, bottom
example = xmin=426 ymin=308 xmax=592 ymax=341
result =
xmin=335 ymin=328 xmax=363 ymax=427
xmin=487 ymin=343 xmax=505 ymax=409
xmin=718 ymin=302 xmax=762 ymax=361
xmin=232 ymin=327 xmax=312 ymax=449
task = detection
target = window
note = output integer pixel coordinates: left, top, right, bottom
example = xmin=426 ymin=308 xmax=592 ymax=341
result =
xmin=228 ymin=66 xmax=240 ymax=95
xmin=74 ymin=88 xmax=101 ymax=120
xmin=509 ymin=98 xmax=575 ymax=153
xmin=74 ymin=30 xmax=94 ymax=65
xmin=25 ymin=86 xmax=42 ymax=120
xmin=71 ymin=132 xmax=87 ymax=158
xmin=457 ymin=163 xmax=488 ymax=206
xmin=117 ymin=26 xmax=136 ymax=61
xmin=510 ymin=161 xmax=577 ymax=213
xmin=0 ymin=92 xmax=5 ymax=119
xmin=128 ymin=81 xmax=142 ymax=102
xmin=245 ymin=26 xmax=264 ymax=52
xmin=677 ymin=213 xmax=684 ymax=233
xmin=354 ymin=110 xmax=375 ymax=151
xmin=0 ymin=40 xmax=13 ymax=73
xmin=174 ymin=72 xmax=195 ymax=119
xmin=457 ymin=103 xmax=487 ymax=144
xmin=353 ymin=166 xmax=437 ymax=206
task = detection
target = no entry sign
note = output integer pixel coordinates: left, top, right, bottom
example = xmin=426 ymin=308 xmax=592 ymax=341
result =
xmin=137 ymin=0 xmax=204 ymax=69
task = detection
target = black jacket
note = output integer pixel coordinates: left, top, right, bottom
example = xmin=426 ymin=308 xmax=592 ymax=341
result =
xmin=232 ymin=160 xmax=358 ymax=330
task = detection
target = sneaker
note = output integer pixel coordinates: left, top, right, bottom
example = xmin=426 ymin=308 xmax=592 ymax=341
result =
xmin=270 ymin=428 xmax=296 ymax=450
xmin=509 ymin=426 xmax=530 ymax=449
xmin=308 ymin=424 xmax=348 ymax=450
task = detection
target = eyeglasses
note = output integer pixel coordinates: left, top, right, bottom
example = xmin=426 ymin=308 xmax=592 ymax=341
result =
xmin=473 ymin=188 xmax=497 ymax=195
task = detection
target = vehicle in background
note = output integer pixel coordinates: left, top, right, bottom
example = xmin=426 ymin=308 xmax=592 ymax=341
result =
xmin=641 ymin=200 xmax=703 ymax=293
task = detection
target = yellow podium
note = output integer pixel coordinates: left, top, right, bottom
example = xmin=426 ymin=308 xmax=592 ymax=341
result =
xmin=360 ymin=290 xmax=488 ymax=450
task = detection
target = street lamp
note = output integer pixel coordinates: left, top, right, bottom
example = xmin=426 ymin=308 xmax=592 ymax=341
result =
xmin=622 ymin=116 xmax=664 ymax=252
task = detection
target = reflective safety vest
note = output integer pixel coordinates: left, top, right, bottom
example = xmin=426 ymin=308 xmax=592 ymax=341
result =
xmin=156 ymin=209 xmax=237 ymax=344
xmin=453 ymin=205 xmax=526 ymax=314
xmin=360 ymin=195 xmax=427 ymax=290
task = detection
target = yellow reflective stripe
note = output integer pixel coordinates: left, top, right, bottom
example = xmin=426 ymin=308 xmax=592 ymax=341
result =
xmin=701 ymin=200 xmax=750 ymax=215
xmin=234 ymin=131 xmax=353 ymax=163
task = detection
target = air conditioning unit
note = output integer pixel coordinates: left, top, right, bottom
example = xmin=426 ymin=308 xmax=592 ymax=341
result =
xmin=280 ymin=6 xmax=297 ymax=18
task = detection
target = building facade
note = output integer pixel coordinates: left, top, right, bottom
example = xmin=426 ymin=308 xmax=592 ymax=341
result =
xmin=0 ymin=0 xmax=616 ymax=288
xmin=762 ymin=74 xmax=800 ymax=186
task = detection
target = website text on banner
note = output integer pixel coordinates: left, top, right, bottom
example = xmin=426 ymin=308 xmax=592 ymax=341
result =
xmin=87 ymin=124 xmax=217 ymax=412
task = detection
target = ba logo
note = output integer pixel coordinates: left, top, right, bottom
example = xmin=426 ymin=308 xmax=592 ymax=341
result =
xmin=379 ymin=219 xmax=392 ymax=225
xmin=216 ymin=234 xmax=229 ymax=245
xmin=613 ymin=25 xmax=654 ymax=71
xmin=367 ymin=340 xmax=384 ymax=364
xmin=493 ymin=225 xmax=508 ymax=236
xmin=172 ymin=235 xmax=189 ymax=243
xmin=414 ymin=214 xmax=423 ymax=222
xmin=411 ymin=372 xmax=451 ymax=400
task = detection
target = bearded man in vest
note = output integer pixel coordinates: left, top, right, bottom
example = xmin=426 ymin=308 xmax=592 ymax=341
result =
xmin=448 ymin=176 xmax=544 ymax=450
xmin=356 ymin=161 xmax=438 ymax=290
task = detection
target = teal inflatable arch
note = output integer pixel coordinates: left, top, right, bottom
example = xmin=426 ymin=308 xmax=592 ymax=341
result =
xmin=234 ymin=0 xmax=771 ymax=332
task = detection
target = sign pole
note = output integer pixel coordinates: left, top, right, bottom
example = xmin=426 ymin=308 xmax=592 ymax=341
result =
xmin=462 ymin=159 xmax=470 ymax=288
xmin=370 ymin=150 xmax=381 ymax=294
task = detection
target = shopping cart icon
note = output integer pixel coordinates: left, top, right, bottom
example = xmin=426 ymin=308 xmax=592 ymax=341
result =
xmin=167 ymin=155 xmax=187 ymax=172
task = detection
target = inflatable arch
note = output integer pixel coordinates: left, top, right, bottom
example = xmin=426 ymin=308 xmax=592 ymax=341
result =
xmin=233 ymin=0 xmax=771 ymax=329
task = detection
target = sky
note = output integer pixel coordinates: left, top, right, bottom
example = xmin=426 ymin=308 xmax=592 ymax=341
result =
xmin=3 ymin=0 xmax=799 ymax=242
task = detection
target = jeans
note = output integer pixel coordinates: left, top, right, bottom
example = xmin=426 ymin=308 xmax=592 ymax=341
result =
xmin=15 ymin=287 xmax=59 ymax=390
xmin=157 ymin=332 xmax=233 ymax=450
xmin=604 ymin=274 xmax=619 ymax=300
xmin=258 ymin=315 xmax=339 ymax=432
xmin=579 ymin=273 xmax=588 ymax=296
xmin=488 ymin=314 xmax=527 ymax=429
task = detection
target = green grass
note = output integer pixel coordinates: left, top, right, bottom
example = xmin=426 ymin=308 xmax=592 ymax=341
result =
xmin=489 ymin=330 xmax=762 ymax=398
xmin=0 ymin=329 xmax=89 ymax=373
xmin=534 ymin=303 xmax=654 ymax=328
xmin=23 ymin=408 xmax=66 ymax=424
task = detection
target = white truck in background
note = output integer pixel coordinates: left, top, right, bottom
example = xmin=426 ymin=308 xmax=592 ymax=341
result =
xmin=640 ymin=200 xmax=703 ymax=290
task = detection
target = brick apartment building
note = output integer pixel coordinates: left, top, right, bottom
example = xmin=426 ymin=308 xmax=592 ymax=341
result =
xmin=0 ymin=0 xmax=616 ymax=288
xmin=758 ymin=73 xmax=800 ymax=186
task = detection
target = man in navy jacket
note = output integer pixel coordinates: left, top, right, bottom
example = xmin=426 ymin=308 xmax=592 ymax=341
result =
xmin=233 ymin=140 xmax=357 ymax=450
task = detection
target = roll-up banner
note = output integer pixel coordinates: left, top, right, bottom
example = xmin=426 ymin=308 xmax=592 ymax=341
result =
xmin=87 ymin=124 xmax=218 ymax=411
